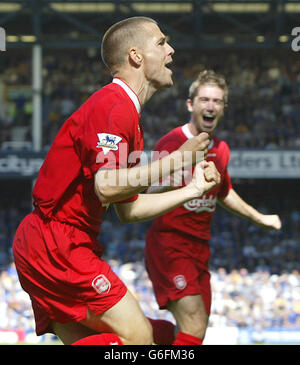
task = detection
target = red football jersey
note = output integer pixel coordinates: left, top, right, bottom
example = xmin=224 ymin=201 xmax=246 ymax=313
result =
xmin=149 ymin=123 xmax=232 ymax=241
xmin=33 ymin=78 xmax=144 ymax=235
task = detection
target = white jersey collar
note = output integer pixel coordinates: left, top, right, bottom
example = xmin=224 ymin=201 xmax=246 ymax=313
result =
xmin=182 ymin=123 xmax=194 ymax=139
xmin=112 ymin=78 xmax=141 ymax=114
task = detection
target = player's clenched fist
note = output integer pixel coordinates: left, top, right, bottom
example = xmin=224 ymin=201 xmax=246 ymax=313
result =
xmin=256 ymin=214 xmax=282 ymax=231
xmin=189 ymin=160 xmax=220 ymax=197
xmin=203 ymin=161 xmax=220 ymax=183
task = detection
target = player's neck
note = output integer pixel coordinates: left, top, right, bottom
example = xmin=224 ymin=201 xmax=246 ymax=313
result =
xmin=188 ymin=121 xmax=202 ymax=136
xmin=113 ymin=71 xmax=156 ymax=110
xmin=133 ymin=80 xmax=157 ymax=109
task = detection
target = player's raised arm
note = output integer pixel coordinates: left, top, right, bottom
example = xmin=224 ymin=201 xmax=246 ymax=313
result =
xmin=114 ymin=160 xmax=220 ymax=223
xmin=94 ymin=132 xmax=210 ymax=204
xmin=218 ymin=189 xmax=282 ymax=231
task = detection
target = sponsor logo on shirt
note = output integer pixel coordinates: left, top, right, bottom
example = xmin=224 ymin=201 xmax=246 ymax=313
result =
xmin=92 ymin=274 xmax=111 ymax=294
xmin=183 ymin=194 xmax=217 ymax=213
xmin=96 ymin=133 xmax=122 ymax=155
xmin=173 ymin=275 xmax=187 ymax=290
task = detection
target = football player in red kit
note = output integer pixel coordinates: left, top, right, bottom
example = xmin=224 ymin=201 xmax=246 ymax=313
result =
xmin=12 ymin=18 xmax=221 ymax=345
xmin=145 ymin=70 xmax=282 ymax=345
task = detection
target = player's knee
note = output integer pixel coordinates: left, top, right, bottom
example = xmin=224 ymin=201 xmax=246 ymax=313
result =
xmin=170 ymin=305 xmax=208 ymax=339
xmin=181 ymin=311 xmax=208 ymax=339
xmin=169 ymin=295 xmax=209 ymax=339
xmin=124 ymin=318 xmax=153 ymax=345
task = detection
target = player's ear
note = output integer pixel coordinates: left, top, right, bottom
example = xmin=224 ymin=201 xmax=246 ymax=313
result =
xmin=128 ymin=47 xmax=143 ymax=68
xmin=186 ymin=98 xmax=193 ymax=113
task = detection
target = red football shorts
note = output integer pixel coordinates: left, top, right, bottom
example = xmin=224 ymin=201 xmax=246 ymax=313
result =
xmin=145 ymin=229 xmax=211 ymax=315
xmin=12 ymin=210 xmax=127 ymax=335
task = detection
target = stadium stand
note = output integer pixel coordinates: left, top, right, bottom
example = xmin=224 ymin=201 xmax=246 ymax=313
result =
xmin=1 ymin=49 xmax=300 ymax=151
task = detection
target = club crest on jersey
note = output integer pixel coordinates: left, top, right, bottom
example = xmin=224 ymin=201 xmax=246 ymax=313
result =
xmin=173 ymin=275 xmax=187 ymax=290
xmin=96 ymin=133 xmax=122 ymax=155
xmin=92 ymin=274 xmax=111 ymax=295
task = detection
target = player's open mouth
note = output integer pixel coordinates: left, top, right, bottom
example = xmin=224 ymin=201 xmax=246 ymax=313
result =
xmin=165 ymin=60 xmax=173 ymax=72
xmin=203 ymin=115 xmax=215 ymax=123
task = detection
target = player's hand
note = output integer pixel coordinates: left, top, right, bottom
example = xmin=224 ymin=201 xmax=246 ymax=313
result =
xmin=256 ymin=214 xmax=282 ymax=231
xmin=203 ymin=161 xmax=219 ymax=183
xmin=178 ymin=132 xmax=210 ymax=167
xmin=189 ymin=160 xmax=220 ymax=196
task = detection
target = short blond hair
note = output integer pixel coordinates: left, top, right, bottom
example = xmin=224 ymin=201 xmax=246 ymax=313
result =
xmin=101 ymin=16 xmax=157 ymax=74
xmin=188 ymin=70 xmax=228 ymax=103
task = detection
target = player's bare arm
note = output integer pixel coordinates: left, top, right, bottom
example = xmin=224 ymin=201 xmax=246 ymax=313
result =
xmin=147 ymin=135 xmax=212 ymax=195
xmin=94 ymin=132 xmax=210 ymax=204
xmin=147 ymin=160 xmax=218 ymax=194
xmin=218 ymin=189 xmax=282 ymax=231
xmin=114 ymin=160 xmax=220 ymax=223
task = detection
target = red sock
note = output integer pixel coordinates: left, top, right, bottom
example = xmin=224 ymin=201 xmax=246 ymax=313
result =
xmin=172 ymin=331 xmax=203 ymax=345
xmin=72 ymin=333 xmax=123 ymax=345
xmin=147 ymin=318 xmax=176 ymax=345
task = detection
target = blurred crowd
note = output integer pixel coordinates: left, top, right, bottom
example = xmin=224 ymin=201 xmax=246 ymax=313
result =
xmin=1 ymin=48 xmax=300 ymax=150
xmin=210 ymin=268 xmax=300 ymax=331
xmin=1 ymin=256 xmax=300 ymax=341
